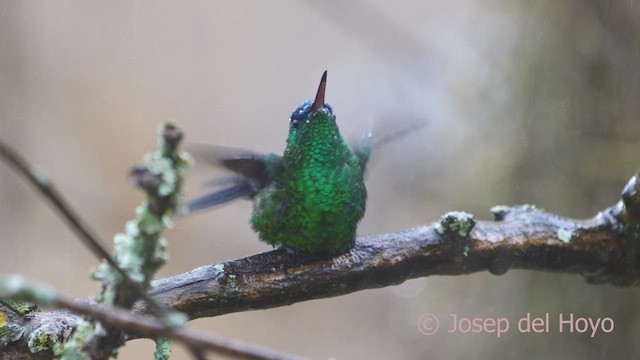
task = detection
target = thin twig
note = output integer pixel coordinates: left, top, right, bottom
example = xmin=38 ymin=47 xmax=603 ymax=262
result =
xmin=56 ymin=299 xmax=301 ymax=360
xmin=0 ymin=275 xmax=301 ymax=360
xmin=0 ymin=138 xmax=169 ymax=318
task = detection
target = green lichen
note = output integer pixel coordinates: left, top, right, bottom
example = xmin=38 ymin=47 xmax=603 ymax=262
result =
xmin=0 ymin=322 xmax=24 ymax=349
xmin=0 ymin=299 xmax=37 ymax=318
xmin=125 ymin=219 xmax=140 ymax=237
xmin=557 ymin=228 xmax=573 ymax=243
xmin=0 ymin=298 xmax=37 ymax=350
xmin=60 ymin=319 xmax=93 ymax=360
xmin=213 ymin=263 xmax=225 ymax=273
xmin=27 ymin=311 xmax=75 ymax=356
xmin=136 ymin=203 xmax=164 ymax=235
xmin=143 ymin=156 xmax=177 ymax=197
xmin=436 ymin=211 xmax=476 ymax=237
xmin=93 ymin=127 xmax=185 ymax=300
xmin=154 ymin=338 xmax=172 ymax=360
xmin=15 ymin=303 xmax=37 ymax=315
xmin=28 ymin=325 xmax=61 ymax=354
xmin=63 ymin=124 xmax=190 ymax=358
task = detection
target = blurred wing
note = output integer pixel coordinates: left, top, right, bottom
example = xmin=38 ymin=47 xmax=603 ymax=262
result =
xmin=220 ymin=155 xmax=271 ymax=184
xmin=184 ymin=143 xmax=282 ymax=214
xmin=350 ymin=119 xmax=427 ymax=166
xmin=186 ymin=182 xmax=254 ymax=213
xmin=352 ymin=132 xmax=373 ymax=167
xmin=185 ymin=143 xmax=272 ymax=184
xmin=370 ymin=119 xmax=427 ymax=149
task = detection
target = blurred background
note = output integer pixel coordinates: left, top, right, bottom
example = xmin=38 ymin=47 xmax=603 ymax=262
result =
xmin=1 ymin=1 xmax=640 ymax=359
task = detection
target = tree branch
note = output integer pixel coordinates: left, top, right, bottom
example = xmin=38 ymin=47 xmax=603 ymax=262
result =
xmin=4 ymin=173 xmax=639 ymax=358
xmin=136 ymin=180 xmax=640 ymax=319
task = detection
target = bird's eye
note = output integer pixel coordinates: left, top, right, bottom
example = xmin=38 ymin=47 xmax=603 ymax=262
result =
xmin=291 ymin=119 xmax=300 ymax=130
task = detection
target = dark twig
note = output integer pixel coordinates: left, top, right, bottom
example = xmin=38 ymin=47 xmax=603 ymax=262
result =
xmin=0 ymin=138 xmax=169 ymax=319
xmin=57 ymin=299 xmax=297 ymax=360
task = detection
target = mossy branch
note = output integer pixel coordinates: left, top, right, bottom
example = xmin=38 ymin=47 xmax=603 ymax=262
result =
xmin=58 ymin=124 xmax=192 ymax=359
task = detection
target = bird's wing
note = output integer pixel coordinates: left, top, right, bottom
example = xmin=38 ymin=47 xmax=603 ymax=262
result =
xmin=186 ymin=182 xmax=255 ymax=213
xmin=183 ymin=143 xmax=282 ymax=214
xmin=185 ymin=143 xmax=276 ymax=184
xmin=370 ymin=120 xmax=427 ymax=149
xmin=352 ymin=133 xmax=373 ymax=167
xmin=350 ymin=119 xmax=427 ymax=167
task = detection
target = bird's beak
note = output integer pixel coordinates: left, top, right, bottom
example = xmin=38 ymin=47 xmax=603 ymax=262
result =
xmin=311 ymin=70 xmax=327 ymax=112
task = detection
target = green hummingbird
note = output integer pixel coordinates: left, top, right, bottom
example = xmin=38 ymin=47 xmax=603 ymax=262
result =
xmin=187 ymin=71 xmax=420 ymax=256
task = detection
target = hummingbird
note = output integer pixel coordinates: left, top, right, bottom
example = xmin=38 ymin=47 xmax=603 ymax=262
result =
xmin=187 ymin=71 xmax=420 ymax=256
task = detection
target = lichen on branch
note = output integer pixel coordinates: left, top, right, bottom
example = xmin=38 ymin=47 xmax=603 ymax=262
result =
xmin=62 ymin=123 xmax=191 ymax=359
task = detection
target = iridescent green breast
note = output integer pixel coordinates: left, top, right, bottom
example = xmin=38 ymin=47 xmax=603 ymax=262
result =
xmin=250 ymin=109 xmax=367 ymax=255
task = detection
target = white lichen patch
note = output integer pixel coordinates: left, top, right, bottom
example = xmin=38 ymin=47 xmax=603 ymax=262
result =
xmin=557 ymin=228 xmax=573 ymax=243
